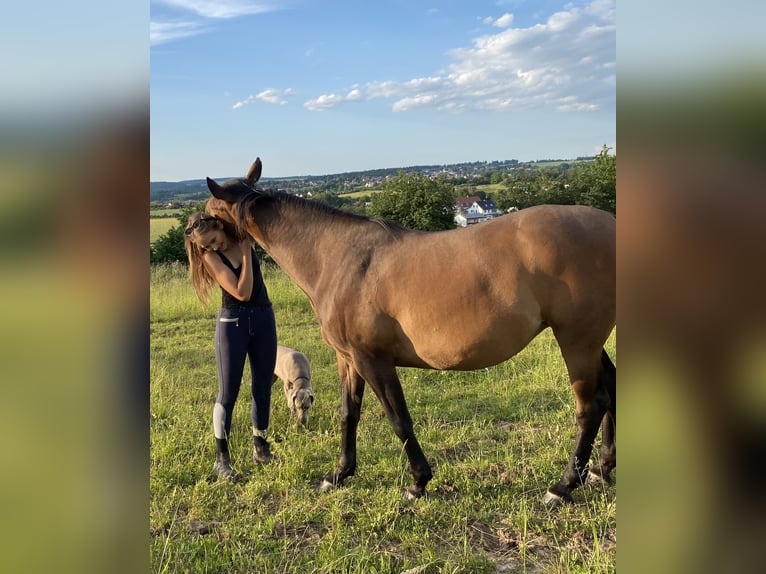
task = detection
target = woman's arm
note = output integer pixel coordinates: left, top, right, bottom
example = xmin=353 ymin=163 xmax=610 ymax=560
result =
xmin=202 ymin=242 xmax=254 ymax=301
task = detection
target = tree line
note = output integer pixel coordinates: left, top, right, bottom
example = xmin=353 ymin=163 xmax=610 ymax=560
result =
xmin=151 ymin=147 xmax=615 ymax=264
xmin=493 ymin=145 xmax=615 ymax=213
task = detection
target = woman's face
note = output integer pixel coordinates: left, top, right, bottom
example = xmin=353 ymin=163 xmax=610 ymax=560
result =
xmin=195 ymin=227 xmax=228 ymax=252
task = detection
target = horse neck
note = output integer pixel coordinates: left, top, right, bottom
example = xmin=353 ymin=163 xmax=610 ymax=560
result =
xmin=248 ymin=196 xmax=373 ymax=296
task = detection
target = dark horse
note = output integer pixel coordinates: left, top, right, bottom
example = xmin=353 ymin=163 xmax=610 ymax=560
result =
xmin=206 ymin=158 xmax=616 ymax=505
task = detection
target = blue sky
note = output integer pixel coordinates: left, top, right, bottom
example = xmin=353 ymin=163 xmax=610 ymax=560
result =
xmin=150 ymin=0 xmax=615 ymax=181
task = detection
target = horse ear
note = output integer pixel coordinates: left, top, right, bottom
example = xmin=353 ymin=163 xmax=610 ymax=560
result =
xmin=245 ymin=157 xmax=262 ymax=186
xmin=207 ymin=177 xmax=239 ymax=203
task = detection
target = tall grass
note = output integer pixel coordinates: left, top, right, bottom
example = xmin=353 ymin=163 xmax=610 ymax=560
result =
xmin=151 ymin=263 xmax=616 ymax=573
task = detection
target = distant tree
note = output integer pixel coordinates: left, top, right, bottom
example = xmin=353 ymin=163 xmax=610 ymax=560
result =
xmin=494 ymin=149 xmax=615 ymax=213
xmin=344 ymin=196 xmax=371 ymax=216
xmin=493 ymin=169 xmax=539 ymax=211
xmin=368 ymin=171 xmax=456 ymax=231
xmin=176 ymin=202 xmax=208 ymax=224
xmin=150 ymin=202 xmax=206 ymax=265
xmin=533 ymin=168 xmax=577 ymax=205
xmin=569 ymin=145 xmax=616 ymax=213
xmin=150 ymin=225 xmax=187 ymax=264
xmin=310 ymin=192 xmax=352 ymax=210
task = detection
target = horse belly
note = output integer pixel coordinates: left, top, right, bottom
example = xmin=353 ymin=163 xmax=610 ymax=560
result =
xmin=396 ymin=308 xmax=543 ymax=370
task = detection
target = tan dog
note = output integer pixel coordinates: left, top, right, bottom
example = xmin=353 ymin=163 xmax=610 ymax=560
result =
xmin=273 ymin=345 xmax=314 ymax=426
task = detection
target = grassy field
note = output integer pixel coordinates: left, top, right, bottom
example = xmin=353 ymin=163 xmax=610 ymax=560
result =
xmin=152 ymin=208 xmax=184 ymax=217
xmin=339 ymin=190 xmax=378 ymax=199
xmin=151 ymin=218 xmax=178 ymax=243
xmin=150 ymin=263 xmax=616 ymax=573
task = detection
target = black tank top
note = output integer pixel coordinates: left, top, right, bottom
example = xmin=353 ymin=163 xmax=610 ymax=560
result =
xmin=215 ymin=248 xmax=271 ymax=308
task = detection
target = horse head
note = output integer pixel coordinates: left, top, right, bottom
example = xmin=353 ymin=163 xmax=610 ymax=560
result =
xmin=205 ymin=157 xmax=263 ymax=231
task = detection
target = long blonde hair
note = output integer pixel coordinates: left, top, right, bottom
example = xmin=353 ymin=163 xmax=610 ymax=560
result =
xmin=183 ymin=212 xmax=243 ymax=304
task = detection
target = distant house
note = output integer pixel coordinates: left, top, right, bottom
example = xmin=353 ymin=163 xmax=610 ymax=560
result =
xmin=455 ymin=196 xmax=480 ymax=212
xmin=472 ymin=199 xmax=501 ymax=217
xmin=455 ymin=212 xmax=490 ymax=227
xmin=454 ymin=197 xmax=502 ymax=227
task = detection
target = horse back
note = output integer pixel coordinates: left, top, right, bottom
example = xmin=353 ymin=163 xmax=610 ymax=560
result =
xmin=328 ymin=205 xmax=615 ymax=370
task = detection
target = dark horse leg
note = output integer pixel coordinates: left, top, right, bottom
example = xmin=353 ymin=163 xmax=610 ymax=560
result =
xmin=320 ymin=354 xmax=365 ymax=492
xmin=545 ymin=342 xmax=612 ymax=506
xmin=353 ymin=355 xmax=433 ymax=500
xmin=588 ymin=350 xmax=616 ymax=484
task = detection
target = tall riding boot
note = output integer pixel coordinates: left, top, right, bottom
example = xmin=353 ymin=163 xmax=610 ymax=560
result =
xmin=213 ymin=438 xmax=236 ymax=479
xmin=253 ymin=435 xmax=274 ymax=464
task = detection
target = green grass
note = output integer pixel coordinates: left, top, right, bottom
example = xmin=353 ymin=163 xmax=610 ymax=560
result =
xmin=151 ymin=264 xmax=616 ymax=573
xmin=339 ymin=189 xmax=380 ymax=198
xmin=473 ymin=183 xmax=506 ymax=194
xmin=151 ymin=218 xmax=178 ymax=243
xmin=454 ymin=183 xmax=507 ymax=195
xmin=152 ymin=208 xmax=184 ymax=217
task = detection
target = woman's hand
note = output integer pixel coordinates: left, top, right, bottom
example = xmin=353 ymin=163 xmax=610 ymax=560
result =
xmin=238 ymin=239 xmax=252 ymax=258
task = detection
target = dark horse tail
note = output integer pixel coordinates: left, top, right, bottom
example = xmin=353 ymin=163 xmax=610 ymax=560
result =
xmin=588 ymin=348 xmax=617 ymax=482
xmin=601 ymin=349 xmax=616 ymax=411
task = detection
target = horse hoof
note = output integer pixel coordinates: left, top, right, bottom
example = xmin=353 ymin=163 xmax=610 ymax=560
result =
xmin=405 ymin=486 xmax=425 ymax=501
xmin=543 ymin=490 xmax=563 ymax=508
xmin=543 ymin=488 xmax=572 ymax=508
xmin=585 ymin=470 xmax=606 ymax=486
xmin=318 ymin=479 xmax=336 ymax=493
xmin=588 ymin=469 xmax=614 ymax=486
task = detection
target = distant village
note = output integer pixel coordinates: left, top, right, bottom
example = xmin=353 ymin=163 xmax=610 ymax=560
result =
xmin=152 ymin=158 xmax=589 ymax=203
xmin=151 ymin=156 xmax=594 ymax=228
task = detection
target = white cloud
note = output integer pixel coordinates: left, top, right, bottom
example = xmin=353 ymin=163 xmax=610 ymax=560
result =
xmin=233 ymin=88 xmax=295 ymax=109
xmin=303 ymin=93 xmax=345 ymax=111
xmin=392 ymin=94 xmax=436 ymax=112
xmin=232 ymin=96 xmax=256 ymax=110
xmin=150 ymin=21 xmax=207 ymax=45
xmin=438 ymin=102 xmax=466 ymax=114
xmin=151 ymin=0 xmax=283 ymax=46
xmin=257 ymin=88 xmax=295 ymax=105
xmin=555 ymin=96 xmax=599 ymax=112
xmin=303 ymin=0 xmax=614 ymax=114
xmin=153 ymin=0 xmax=277 ymax=19
xmin=345 ymin=88 xmax=362 ymax=101
xmin=493 ymin=13 xmax=514 ymax=28
xmin=547 ymin=10 xmax=579 ymax=32
xmin=303 ymin=87 xmax=364 ymax=111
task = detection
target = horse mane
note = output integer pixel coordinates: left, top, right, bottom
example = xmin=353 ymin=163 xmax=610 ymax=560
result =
xmin=235 ymin=187 xmax=410 ymax=238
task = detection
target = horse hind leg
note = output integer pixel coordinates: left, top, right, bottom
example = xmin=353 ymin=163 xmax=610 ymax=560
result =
xmin=354 ymin=356 xmax=433 ymax=500
xmin=544 ymin=343 xmax=611 ymax=506
xmin=587 ymin=350 xmax=616 ymax=485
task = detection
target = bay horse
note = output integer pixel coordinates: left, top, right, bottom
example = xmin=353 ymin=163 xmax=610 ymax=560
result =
xmin=205 ymin=157 xmax=616 ymax=505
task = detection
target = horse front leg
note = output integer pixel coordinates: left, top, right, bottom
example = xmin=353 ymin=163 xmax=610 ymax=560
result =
xmin=320 ymin=354 xmax=365 ymax=492
xmin=355 ymin=356 xmax=433 ymax=500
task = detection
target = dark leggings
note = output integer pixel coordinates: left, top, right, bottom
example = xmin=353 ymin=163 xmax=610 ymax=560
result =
xmin=213 ymin=305 xmax=277 ymax=439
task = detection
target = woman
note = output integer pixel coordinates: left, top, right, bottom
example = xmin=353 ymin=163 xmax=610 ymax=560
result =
xmin=184 ymin=212 xmax=277 ymax=479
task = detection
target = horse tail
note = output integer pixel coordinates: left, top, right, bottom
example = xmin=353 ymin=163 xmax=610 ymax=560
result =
xmin=600 ymin=349 xmax=616 ymax=411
